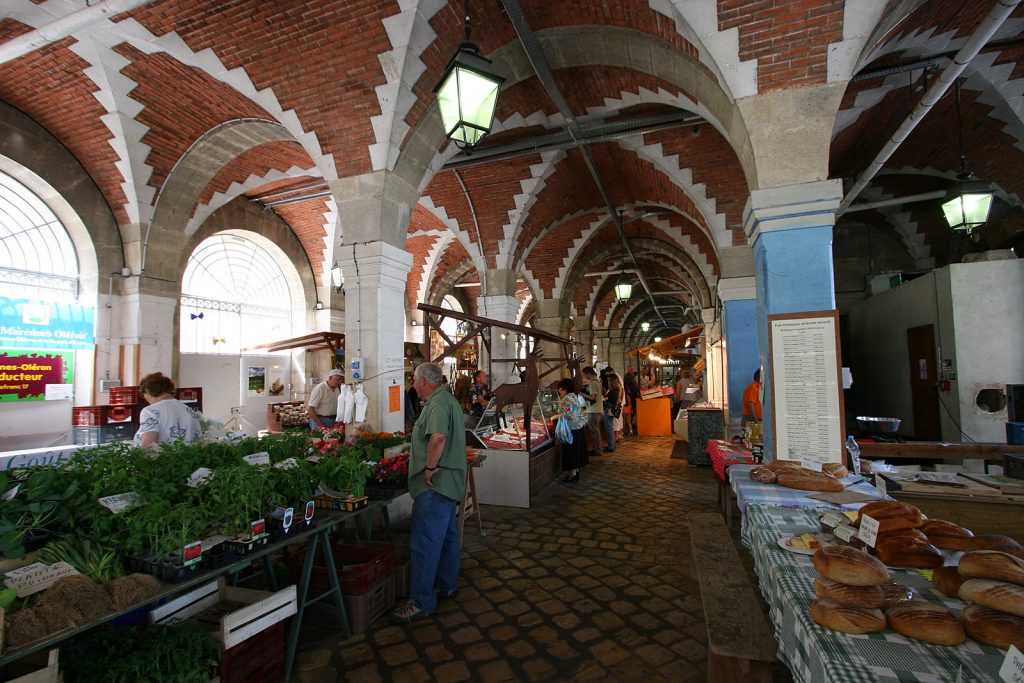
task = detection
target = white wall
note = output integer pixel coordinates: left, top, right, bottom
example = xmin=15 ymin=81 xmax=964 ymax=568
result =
xmin=949 ymin=260 xmax=1024 ymax=441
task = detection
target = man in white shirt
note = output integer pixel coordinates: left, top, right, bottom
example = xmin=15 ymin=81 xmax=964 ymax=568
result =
xmin=307 ymin=369 xmax=343 ymax=430
xmin=580 ymin=366 xmax=604 ymax=458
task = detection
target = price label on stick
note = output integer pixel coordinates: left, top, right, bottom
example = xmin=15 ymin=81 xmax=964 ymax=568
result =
xmin=1000 ymin=644 xmax=1024 ymax=682
xmin=243 ymin=451 xmax=270 ymax=466
xmin=858 ymin=514 xmax=880 ymax=547
xmin=4 ymin=562 xmax=79 ymax=598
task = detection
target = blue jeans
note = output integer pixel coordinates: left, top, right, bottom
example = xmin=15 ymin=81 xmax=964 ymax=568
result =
xmin=603 ymin=413 xmax=616 ymax=451
xmin=309 ymin=416 xmax=336 ymax=431
xmin=409 ymin=489 xmax=460 ymax=614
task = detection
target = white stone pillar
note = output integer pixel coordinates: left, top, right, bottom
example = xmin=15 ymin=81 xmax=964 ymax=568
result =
xmin=338 ymin=241 xmax=412 ymax=433
xmin=479 ymin=294 xmax=520 ymax=385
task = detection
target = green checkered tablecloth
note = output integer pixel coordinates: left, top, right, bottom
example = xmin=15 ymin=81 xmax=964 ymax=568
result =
xmin=743 ymin=505 xmax=1005 ymax=682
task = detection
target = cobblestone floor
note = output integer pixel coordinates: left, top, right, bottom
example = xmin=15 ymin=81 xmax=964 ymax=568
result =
xmin=293 ymin=435 xmax=785 ymax=682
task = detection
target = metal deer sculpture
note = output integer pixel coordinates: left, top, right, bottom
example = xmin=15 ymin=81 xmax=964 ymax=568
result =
xmin=492 ymin=349 xmax=542 ymax=446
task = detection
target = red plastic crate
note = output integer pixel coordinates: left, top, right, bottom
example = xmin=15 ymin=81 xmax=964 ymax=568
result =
xmin=176 ymin=387 xmax=202 ymax=403
xmin=105 ymin=404 xmax=137 ymax=424
xmin=287 ymin=541 xmax=396 ymax=595
xmin=219 ymin=620 xmax=285 ymax=683
xmin=109 ymin=386 xmax=140 ymax=405
xmin=72 ymin=405 xmax=107 ymax=426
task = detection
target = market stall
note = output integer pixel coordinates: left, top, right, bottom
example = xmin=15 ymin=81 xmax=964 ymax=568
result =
xmin=418 ymin=303 xmax=580 ymax=507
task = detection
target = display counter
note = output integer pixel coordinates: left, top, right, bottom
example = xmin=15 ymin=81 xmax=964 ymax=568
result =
xmin=636 ymin=397 xmax=672 ymax=436
xmin=686 ymin=405 xmax=724 ymax=465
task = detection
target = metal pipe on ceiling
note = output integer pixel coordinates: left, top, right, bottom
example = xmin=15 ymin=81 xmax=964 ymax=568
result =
xmin=261 ymin=190 xmax=332 ymax=208
xmin=844 ymin=190 xmax=945 ymax=213
xmin=838 ymin=0 xmax=1021 ymax=216
xmin=0 ymin=0 xmax=156 ymax=64
xmin=499 ymin=0 xmax=670 ymax=323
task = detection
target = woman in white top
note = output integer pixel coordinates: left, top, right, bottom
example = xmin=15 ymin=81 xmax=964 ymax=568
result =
xmin=133 ymin=372 xmax=202 ymax=448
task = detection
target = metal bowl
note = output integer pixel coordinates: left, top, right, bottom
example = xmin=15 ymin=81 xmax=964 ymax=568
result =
xmin=856 ymin=416 xmax=901 ymax=433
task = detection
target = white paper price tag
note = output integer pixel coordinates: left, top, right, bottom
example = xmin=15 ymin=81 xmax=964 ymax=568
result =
xmin=875 ymin=475 xmax=887 ymax=497
xmin=187 ymin=467 xmax=213 ymax=488
xmin=2 ymin=484 xmax=20 ymax=501
xmin=274 ymin=457 xmax=298 ymax=470
xmin=4 ymin=562 xmax=79 ymax=597
xmin=800 ymin=458 xmax=822 ymax=472
xmin=243 ymin=452 xmax=270 ymax=466
xmin=98 ymin=492 xmax=139 ymax=514
xmin=858 ymin=514 xmax=880 ymax=547
xmin=1000 ymin=644 xmax=1024 ymax=682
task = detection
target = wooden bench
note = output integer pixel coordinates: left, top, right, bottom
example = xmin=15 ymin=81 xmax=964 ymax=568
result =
xmin=689 ymin=512 xmax=777 ymax=682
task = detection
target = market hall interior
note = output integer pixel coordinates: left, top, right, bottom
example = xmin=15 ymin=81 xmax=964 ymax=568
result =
xmin=2 ymin=0 xmax=1024 ymax=679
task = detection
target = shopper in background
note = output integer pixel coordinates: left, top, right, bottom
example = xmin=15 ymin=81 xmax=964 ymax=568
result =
xmin=465 ymin=370 xmax=492 ymax=421
xmin=623 ymin=366 xmax=639 ymax=437
xmin=580 ymin=366 xmax=604 ymax=458
xmin=639 ymin=367 xmax=653 ymax=390
xmin=556 ymin=378 xmax=588 ymax=483
xmin=603 ymin=374 xmax=622 ymax=452
xmin=742 ymin=368 xmax=762 ymax=425
xmin=606 ymin=367 xmax=625 ymax=441
xmin=674 ymin=370 xmax=692 ymax=417
xmin=391 ymin=362 xmax=467 ymax=624
xmin=306 ymin=368 xmax=343 ymax=430
xmin=133 ymin=372 xmax=202 ymax=448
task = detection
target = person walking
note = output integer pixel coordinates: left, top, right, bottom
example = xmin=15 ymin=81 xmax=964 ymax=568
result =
xmin=603 ymin=374 xmax=622 ymax=452
xmin=580 ymin=366 xmax=604 ymax=458
xmin=390 ymin=362 xmax=467 ymax=624
xmin=623 ymin=366 xmax=639 ymax=436
xmin=306 ymin=368 xmax=343 ymax=430
xmin=556 ymin=378 xmax=588 ymax=483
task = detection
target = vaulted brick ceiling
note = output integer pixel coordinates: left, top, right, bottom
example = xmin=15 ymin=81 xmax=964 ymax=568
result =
xmin=2 ymin=0 xmax=1023 ymax=335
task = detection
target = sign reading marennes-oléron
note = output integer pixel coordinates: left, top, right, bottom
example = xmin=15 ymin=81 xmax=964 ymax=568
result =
xmin=0 ymin=349 xmax=75 ymax=402
xmin=0 ymin=297 xmax=95 ymax=350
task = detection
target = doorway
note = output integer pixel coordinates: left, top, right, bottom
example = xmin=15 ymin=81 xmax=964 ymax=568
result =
xmin=906 ymin=324 xmax=942 ymax=440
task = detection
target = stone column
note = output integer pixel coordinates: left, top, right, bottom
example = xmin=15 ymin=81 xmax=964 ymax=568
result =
xmin=116 ymin=276 xmax=179 ymax=388
xmin=478 ymin=294 xmax=520 ymax=385
xmin=744 ymin=179 xmax=842 ymax=459
xmin=338 ymin=240 xmax=412 ymax=433
xmin=719 ymin=276 xmax=758 ymax=423
xmin=608 ymin=341 xmax=625 ymax=376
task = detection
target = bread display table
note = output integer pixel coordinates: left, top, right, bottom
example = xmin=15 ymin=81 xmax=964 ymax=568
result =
xmin=707 ymin=440 xmax=756 ymax=522
xmin=728 ymin=465 xmax=884 ymax=537
xmin=741 ymin=505 xmax=1004 ymax=682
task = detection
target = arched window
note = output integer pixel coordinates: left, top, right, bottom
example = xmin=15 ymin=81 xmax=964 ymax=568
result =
xmin=0 ymin=171 xmax=79 ymax=301
xmin=180 ymin=231 xmax=293 ymax=354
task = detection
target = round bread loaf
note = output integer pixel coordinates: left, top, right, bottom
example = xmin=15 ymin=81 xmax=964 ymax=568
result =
xmin=959 ymin=579 xmax=1024 ymax=618
xmin=812 ymin=545 xmax=889 ymax=586
xmin=874 ymin=529 xmax=944 ymax=569
xmin=933 ymin=566 xmax=968 ymax=598
xmin=961 ymin=603 xmax=1024 ymax=651
xmin=765 ymin=460 xmax=802 ymax=472
xmin=885 ymin=602 xmax=966 ymax=646
xmin=959 ymin=551 xmax=1024 ymax=586
xmin=919 ymin=519 xmax=973 ymax=551
xmin=813 ymin=576 xmax=885 ymax=608
xmin=822 ymin=463 xmax=850 ymax=479
xmin=880 ymin=582 xmax=916 ymax=608
xmin=965 ymin=535 xmax=1024 ymax=560
xmin=777 ymin=468 xmax=845 ymax=492
xmin=749 ymin=465 xmax=777 ymax=484
xmin=810 ymin=599 xmax=886 ymax=634
xmin=855 ymin=500 xmax=923 ymax=533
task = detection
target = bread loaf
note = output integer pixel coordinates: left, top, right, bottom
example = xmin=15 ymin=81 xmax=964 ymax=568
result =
xmin=765 ymin=460 xmax=801 ymax=472
xmin=810 ymin=599 xmax=886 ymax=634
xmin=813 ymin=545 xmax=889 ymax=586
xmin=855 ymin=500 xmax=923 ymax=533
xmin=959 ymin=579 xmax=1024 ymax=617
xmin=749 ymin=465 xmax=777 ymax=484
xmin=965 ymin=535 xmax=1024 ymax=560
xmin=919 ymin=519 xmax=974 ymax=551
xmin=961 ymin=603 xmax=1024 ymax=651
xmin=959 ymin=551 xmax=1024 ymax=586
xmin=812 ymin=576 xmax=884 ymax=608
xmin=881 ymin=582 xmax=916 ymax=608
xmin=885 ymin=602 xmax=966 ymax=646
xmin=874 ymin=529 xmax=944 ymax=569
xmin=933 ymin=566 xmax=968 ymax=598
xmin=822 ymin=463 xmax=850 ymax=479
xmin=777 ymin=468 xmax=845 ymax=492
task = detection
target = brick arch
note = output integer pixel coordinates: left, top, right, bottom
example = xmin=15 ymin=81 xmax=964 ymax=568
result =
xmin=425 ymin=240 xmax=478 ymax=308
xmin=145 ymin=119 xmax=298 ymax=282
xmin=395 ymin=25 xmax=753 ymax=211
xmin=591 ymin=259 xmax=700 ymax=332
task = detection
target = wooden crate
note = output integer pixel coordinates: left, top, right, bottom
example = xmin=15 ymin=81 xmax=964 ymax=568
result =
xmin=0 ymin=647 xmax=59 ymax=683
xmin=149 ymin=578 xmax=296 ymax=649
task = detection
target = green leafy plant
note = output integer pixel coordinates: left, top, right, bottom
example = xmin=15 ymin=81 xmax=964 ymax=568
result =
xmin=62 ymin=622 xmax=219 ymax=683
xmin=36 ymin=536 xmax=124 ymax=582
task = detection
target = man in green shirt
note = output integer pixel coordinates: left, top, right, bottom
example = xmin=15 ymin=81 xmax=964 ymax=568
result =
xmin=390 ymin=362 xmax=467 ymax=623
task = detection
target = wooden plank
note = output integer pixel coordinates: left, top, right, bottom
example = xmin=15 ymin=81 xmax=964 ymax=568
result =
xmin=220 ymin=585 xmax=297 ymax=649
xmin=688 ymin=513 xmax=777 ymax=670
xmin=859 ymin=442 xmax=1024 ymax=461
xmin=150 ymin=579 xmax=221 ymax=625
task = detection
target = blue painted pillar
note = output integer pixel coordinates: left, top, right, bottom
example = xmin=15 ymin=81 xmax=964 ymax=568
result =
xmin=744 ymin=180 xmax=841 ymax=459
xmin=720 ymin=281 xmax=757 ymax=422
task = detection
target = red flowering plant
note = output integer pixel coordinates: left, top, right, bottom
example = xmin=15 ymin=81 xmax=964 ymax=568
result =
xmin=372 ymin=451 xmax=410 ymax=486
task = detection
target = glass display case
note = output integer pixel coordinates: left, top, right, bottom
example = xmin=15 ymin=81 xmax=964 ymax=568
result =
xmin=468 ymin=392 xmax=553 ymax=451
